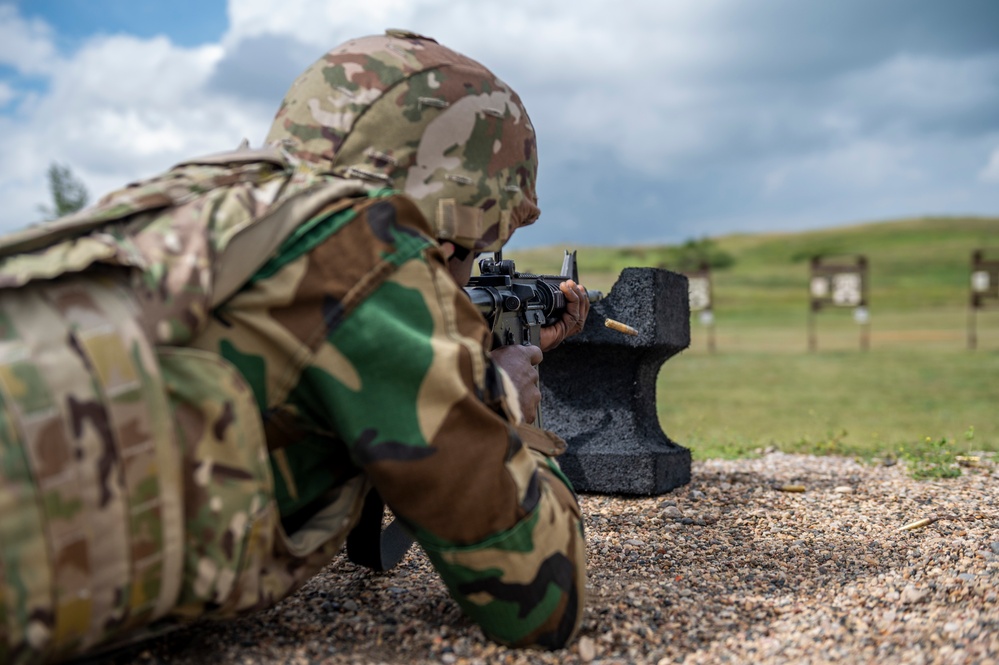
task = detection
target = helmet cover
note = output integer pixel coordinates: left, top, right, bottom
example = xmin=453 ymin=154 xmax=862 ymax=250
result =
xmin=265 ymin=29 xmax=539 ymax=252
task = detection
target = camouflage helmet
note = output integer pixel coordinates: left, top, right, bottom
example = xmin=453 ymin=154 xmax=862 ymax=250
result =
xmin=265 ymin=29 xmax=539 ymax=253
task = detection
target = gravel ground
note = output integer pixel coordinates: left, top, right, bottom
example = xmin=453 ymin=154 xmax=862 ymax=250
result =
xmin=94 ymin=452 xmax=998 ymax=665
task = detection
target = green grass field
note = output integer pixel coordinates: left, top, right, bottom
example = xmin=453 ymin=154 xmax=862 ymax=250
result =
xmin=657 ymin=349 xmax=997 ymax=460
xmin=506 ymin=216 xmax=999 ymax=462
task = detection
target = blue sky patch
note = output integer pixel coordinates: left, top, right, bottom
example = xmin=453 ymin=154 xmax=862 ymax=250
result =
xmin=12 ymin=0 xmax=228 ymax=50
xmin=0 ymin=65 xmax=48 ymax=116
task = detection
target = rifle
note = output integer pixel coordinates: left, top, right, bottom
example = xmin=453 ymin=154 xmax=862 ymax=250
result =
xmin=464 ymin=249 xmax=603 ymax=428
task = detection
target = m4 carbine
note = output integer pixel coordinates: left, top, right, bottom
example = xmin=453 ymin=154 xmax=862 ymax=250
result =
xmin=464 ymin=250 xmax=603 ymax=428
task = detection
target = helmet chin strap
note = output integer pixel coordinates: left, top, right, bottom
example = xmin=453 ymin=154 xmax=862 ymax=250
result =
xmin=448 ymin=243 xmax=472 ymax=261
xmin=438 ymin=240 xmax=476 ymax=285
xmin=436 ymin=240 xmax=470 ymax=264
xmin=436 ymin=198 xmax=484 ymax=250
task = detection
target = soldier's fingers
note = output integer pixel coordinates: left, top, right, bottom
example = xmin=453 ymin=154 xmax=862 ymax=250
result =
xmin=561 ymin=280 xmax=579 ymax=301
xmin=527 ymin=344 xmax=543 ymax=366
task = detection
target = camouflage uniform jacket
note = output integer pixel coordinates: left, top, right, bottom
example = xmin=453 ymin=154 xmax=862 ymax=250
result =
xmin=0 ymin=150 xmax=585 ymax=663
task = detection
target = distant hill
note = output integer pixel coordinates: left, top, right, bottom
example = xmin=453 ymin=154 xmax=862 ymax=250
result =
xmin=507 ymin=216 xmax=999 ymax=319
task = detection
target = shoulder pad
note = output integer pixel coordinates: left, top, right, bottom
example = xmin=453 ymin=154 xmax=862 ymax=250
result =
xmin=173 ymin=145 xmax=289 ymax=169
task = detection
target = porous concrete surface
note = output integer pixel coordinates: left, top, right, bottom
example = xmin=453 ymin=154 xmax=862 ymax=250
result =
xmin=541 ymin=267 xmax=692 ymax=495
xmin=98 ymin=453 xmax=998 ymax=665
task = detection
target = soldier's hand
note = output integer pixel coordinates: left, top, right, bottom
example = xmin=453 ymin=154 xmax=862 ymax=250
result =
xmin=490 ymin=344 xmax=543 ymax=424
xmin=539 ymin=280 xmax=590 ymax=352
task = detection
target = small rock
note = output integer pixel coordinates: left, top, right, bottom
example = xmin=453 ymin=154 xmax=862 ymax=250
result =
xmin=990 ymin=542 xmax=999 ymax=555
xmin=662 ymin=506 xmax=683 ymax=518
xmin=625 ymin=539 xmax=645 ymax=547
xmin=901 ymin=585 xmax=928 ymax=604
xmin=833 ymin=486 xmax=854 ymax=493
xmin=958 ymin=573 xmax=975 ymax=582
xmin=578 ymin=636 xmax=596 ymax=662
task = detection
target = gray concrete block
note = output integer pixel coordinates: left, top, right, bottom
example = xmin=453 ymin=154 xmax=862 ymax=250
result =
xmin=540 ymin=267 xmax=692 ymax=495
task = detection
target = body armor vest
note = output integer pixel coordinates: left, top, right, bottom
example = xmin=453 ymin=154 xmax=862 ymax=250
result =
xmin=0 ymin=148 xmax=373 ymax=663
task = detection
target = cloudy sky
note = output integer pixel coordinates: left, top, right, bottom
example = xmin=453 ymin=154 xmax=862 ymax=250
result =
xmin=2 ymin=0 xmax=998 ymax=248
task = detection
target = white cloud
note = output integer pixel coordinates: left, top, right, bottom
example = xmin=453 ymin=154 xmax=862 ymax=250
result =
xmin=1 ymin=0 xmax=997 ymax=244
xmin=223 ymin=0 xmax=445 ymax=57
xmin=764 ymin=140 xmax=921 ymax=197
xmin=831 ymin=52 xmax=999 ymax=137
xmin=1 ymin=0 xmax=729 ymax=231
xmin=0 ymin=81 xmax=13 ymax=107
xmin=0 ymin=17 xmax=261 ymax=232
xmin=224 ymin=0 xmax=718 ymax=84
xmin=0 ymin=4 xmax=59 ymax=74
xmin=55 ymin=35 xmax=223 ymax=107
xmin=981 ymin=147 xmax=999 ymax=183
xmin=32 ymin=34 xmax=243 ymax=173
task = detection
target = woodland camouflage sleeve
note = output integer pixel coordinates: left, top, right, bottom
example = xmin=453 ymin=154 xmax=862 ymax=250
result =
xmin=286 ymin=197 xmax=586 ymax=648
